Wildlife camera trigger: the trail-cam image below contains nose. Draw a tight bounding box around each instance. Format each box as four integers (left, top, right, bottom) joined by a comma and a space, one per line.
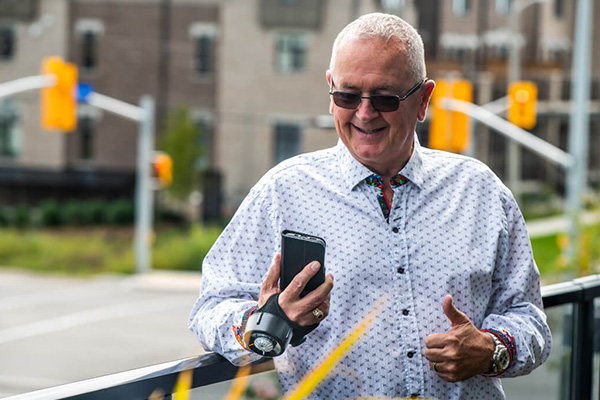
355, 97, 379, 121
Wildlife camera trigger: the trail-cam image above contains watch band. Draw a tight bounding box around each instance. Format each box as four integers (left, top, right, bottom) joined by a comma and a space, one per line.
482, 328, 516, 376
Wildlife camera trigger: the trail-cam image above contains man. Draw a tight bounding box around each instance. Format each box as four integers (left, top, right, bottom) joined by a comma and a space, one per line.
189, 12, 551, 399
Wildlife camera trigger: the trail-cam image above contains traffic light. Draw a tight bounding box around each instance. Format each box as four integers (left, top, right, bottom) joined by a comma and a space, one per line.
152, 152, 173, 188
429, 79, 473, 153
507, 81, 537, 130
40, 56, 78, 132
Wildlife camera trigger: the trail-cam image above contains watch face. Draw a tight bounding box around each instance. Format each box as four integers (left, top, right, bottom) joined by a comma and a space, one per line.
496, 347, 511, 371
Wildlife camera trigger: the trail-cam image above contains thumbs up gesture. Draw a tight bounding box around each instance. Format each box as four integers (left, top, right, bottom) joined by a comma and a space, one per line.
424, 295, 495, 382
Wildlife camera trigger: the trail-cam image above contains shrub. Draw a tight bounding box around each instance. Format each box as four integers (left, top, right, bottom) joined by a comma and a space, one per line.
13, 206, 30, 228
62, 200, 85, 226
39, 200, 63, 227
105, 199, 135, 225
81, 199, 107, 225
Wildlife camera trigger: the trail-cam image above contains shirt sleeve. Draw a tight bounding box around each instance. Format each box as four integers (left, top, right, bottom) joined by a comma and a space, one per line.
481, 188, 552, 377
187, 182, 280, 365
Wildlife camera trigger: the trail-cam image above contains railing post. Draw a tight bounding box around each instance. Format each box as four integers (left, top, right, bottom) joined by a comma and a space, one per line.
571, 298, 594, 400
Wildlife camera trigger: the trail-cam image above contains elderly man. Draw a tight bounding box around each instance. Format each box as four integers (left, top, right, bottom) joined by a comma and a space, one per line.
189, 12, 551, 399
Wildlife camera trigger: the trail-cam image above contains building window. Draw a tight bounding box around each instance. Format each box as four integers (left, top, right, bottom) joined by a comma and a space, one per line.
274, 123, 300, 164
0, 100, 18, 158
380, 0, 405, 10
0, 25, 15, 61
195, 118, 213, 171
495, 0, 513, 14
189, 23, 218, 78
276, 33, 306, 73
452, 0, 470, 15
554, 0, 564, 18
194, 35, 215, 76
75, 20, 103, 72
78, 116, 95, 160
81, 31, 98, 70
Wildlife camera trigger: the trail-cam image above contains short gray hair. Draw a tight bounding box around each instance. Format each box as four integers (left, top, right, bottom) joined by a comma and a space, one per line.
329, 12, 426, 81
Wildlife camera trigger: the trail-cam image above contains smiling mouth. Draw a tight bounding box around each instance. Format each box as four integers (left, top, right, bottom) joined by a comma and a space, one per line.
353, 125, 385, 134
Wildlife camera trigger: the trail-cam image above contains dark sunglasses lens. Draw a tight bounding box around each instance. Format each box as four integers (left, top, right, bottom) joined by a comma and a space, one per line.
332, 92, 361, 109
371, 95, 399, 112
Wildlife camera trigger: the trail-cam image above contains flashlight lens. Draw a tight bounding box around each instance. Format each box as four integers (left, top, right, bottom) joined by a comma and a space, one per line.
254, 335, 276, 353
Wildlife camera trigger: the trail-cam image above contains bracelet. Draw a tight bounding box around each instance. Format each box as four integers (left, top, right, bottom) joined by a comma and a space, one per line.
232, 305, 257, 351
482, 328, 517, 366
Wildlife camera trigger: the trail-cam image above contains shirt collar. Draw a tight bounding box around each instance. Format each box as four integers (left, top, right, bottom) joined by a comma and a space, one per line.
337, 133, 425, 192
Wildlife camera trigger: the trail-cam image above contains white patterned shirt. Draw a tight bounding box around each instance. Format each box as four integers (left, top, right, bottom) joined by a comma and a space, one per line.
188, 136, 551, 400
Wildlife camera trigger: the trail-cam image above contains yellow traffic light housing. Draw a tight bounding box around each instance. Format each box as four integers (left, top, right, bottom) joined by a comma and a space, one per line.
41, 56, 78, 132
429, 79, 473, 153
508, 81, 537, 130
153, 152, 173, 188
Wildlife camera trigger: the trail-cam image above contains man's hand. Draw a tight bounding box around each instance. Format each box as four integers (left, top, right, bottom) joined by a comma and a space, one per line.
424, 295, 495, 382
258, 254, 334, 326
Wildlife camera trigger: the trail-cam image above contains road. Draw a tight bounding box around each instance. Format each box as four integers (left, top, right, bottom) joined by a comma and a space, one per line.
0, 269, 207, 398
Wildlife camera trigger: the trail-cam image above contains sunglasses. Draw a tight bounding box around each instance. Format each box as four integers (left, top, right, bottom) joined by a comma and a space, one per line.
329, 78, 426, 112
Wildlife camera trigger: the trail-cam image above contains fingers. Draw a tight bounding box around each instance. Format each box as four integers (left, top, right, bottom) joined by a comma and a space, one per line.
279, 261, 326, 302
258, 254, 282, 308
279, 263, 334, 326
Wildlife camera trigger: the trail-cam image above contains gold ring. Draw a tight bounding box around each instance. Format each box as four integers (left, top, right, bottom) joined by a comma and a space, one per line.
312, 308, 324, 320
433, 361, 438, 372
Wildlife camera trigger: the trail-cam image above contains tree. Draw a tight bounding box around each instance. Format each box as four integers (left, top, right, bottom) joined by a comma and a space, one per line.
159, 106, 204, 200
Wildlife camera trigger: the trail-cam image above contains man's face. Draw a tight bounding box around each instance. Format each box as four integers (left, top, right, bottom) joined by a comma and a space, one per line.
327, 37, 433, 176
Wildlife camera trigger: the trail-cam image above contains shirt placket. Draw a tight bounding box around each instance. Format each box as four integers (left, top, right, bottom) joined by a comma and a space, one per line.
389, 184, 424, 397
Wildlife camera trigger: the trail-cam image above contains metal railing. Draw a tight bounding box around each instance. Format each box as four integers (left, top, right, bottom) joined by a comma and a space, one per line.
6, 275, 600, 400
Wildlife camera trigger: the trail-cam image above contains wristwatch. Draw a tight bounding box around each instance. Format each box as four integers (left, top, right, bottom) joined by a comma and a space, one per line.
487, 332, 511, 375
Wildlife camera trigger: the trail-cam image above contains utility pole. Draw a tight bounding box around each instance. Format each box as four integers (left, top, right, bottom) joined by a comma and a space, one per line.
565, 0, 593, 269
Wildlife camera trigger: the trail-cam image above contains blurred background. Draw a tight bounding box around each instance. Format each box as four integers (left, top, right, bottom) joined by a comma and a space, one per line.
0, 0, 599, 398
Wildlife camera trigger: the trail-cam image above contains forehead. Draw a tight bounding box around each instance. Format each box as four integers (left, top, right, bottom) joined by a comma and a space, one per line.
332, 37, 410, 90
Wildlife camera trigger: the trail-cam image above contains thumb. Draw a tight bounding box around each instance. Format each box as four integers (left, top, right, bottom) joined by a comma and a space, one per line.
442, 294, 470, 327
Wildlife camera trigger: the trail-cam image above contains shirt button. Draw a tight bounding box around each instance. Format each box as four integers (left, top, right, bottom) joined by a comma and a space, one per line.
407, 351, 415, 358
392, 227, 399, 233
397, 267, 405, 274
402, 309, 409, 316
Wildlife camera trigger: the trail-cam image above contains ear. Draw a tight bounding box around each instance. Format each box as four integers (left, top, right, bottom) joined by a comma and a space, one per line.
417, 80, 435, 122
326, 70, 334, 114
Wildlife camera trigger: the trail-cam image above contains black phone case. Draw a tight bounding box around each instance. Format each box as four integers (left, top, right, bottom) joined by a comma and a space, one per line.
280, 230, 326, 297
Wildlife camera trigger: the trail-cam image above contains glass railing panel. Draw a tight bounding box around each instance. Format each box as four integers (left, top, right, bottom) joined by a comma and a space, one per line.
185, 370, 282, 400
502, 303, 572, 400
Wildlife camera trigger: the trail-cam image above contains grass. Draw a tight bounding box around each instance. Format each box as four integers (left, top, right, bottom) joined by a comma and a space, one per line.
530, 222, 600, 284
0, 222, 598, 284
0, 224, 222, 276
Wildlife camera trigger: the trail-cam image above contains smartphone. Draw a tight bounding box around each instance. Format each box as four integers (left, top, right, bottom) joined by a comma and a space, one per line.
280, 230, 326, 297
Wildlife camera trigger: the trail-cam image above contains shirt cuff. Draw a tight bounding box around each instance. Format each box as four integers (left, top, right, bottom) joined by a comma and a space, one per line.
232, 305, 257, 351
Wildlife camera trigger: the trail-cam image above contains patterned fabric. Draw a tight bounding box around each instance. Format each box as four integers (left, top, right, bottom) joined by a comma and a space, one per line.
188, 135, 551, 400
365, 173, 408, 222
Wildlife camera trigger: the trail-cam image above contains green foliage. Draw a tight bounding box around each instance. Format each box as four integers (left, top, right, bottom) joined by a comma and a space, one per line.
105, 199, 135, 225
13, 206, 31, 228
0, 228, 134, 275
0, 224, 222, 275
159, 106, 204, 199
153, 225, 221, 272
39, 200, 63, 226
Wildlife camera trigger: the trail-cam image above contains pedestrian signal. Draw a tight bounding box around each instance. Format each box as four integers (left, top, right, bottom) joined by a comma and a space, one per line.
429, 79, 473, 153
508, 81, 537, 130
41, 56, 78, 132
